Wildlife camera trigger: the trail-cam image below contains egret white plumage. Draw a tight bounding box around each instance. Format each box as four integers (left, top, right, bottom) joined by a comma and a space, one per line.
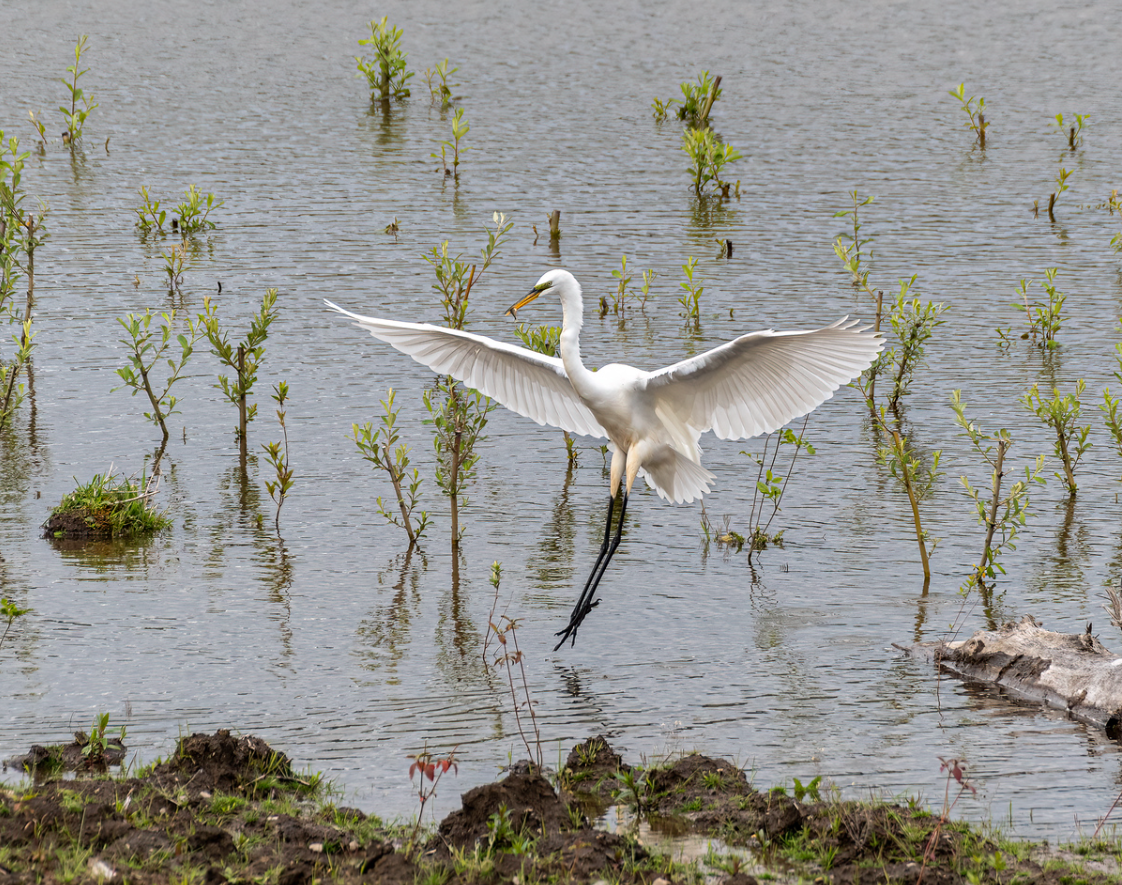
327, 268, 882, 649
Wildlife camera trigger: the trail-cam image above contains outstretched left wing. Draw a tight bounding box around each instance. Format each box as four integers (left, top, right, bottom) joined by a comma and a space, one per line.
646, 317, 881, 440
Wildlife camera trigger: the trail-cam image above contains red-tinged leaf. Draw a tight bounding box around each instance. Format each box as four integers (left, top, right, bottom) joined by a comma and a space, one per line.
424, 763, 436, 781
409, 762, 419, 779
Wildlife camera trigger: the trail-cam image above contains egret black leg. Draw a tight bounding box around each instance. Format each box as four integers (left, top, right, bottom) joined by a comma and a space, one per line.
554, 491, 629, 650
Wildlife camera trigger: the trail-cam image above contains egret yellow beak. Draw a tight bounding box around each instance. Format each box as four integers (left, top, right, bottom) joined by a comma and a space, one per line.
505, 289, 541, 320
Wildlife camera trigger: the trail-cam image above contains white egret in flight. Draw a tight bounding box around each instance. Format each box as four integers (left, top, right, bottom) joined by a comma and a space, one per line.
327, 268, 881, 649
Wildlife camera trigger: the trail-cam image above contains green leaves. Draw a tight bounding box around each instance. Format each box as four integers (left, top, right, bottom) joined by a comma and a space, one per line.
262, 381, 295, 533
351, 387, 430, 545
682, 128, 742, 196
678, 256, 704, 319
60, 35, 98, 142
356, 17, 413, 102
114, 308, 200, 441
948, 82, 987, 147
1021, 380, 1090, 495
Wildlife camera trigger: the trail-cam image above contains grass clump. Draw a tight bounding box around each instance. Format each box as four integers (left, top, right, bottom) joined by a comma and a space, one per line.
44, 470, 169, 540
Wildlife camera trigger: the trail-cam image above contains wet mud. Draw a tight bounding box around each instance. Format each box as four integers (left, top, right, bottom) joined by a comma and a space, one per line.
1, 730, 1118, 884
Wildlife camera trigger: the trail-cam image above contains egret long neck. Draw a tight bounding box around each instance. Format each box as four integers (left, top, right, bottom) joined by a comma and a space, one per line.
558, 281, 595, 390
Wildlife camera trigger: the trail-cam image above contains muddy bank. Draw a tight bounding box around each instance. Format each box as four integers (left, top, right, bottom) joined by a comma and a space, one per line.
1, 729, 1120, 884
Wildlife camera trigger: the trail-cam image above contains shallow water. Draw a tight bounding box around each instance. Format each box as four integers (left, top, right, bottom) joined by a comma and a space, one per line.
4, 0, 1122, 840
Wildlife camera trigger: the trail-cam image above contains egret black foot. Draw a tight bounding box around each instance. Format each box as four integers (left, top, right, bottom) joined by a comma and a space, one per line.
553, 598, 599, 650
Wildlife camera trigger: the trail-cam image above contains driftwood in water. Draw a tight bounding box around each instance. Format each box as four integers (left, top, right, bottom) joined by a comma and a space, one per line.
906, 614, 1122, 738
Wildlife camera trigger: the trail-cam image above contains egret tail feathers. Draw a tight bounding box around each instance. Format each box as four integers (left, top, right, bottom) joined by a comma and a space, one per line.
639, 448, 716, 504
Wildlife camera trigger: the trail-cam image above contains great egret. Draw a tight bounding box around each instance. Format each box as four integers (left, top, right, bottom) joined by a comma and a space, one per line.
327, 268, 882, 649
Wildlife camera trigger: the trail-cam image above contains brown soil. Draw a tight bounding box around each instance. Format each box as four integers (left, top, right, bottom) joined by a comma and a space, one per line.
41, 509, 115, 540
0, 730, 1118, 885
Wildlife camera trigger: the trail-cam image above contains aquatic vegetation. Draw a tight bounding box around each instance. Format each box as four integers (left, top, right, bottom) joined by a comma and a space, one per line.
174, 184, 223, 233
1053, 112, 1088, 150
200, 288, 278, 457
1099, 332, 1122, 479
1013, 268, 1066, 349
884, 276, 947, 412
653, 70, 723, 128
1047, 166, 1072, 221
951, 390, 1045, 592
547, 209, 561, 242
423, 380, 494, 545
423, 58, 458, 107
425, 211, 512, 330
605, 254, 633, 316
262, 381, 295, 532
351, 387, 430, 546
0, 132, 42, 432
682, 127, 741, 196
834, 191, 874, 283
115, 308, 201, 444
432, 107, 470, 178
876, 415, 941, 582
161, 239, 188, 289
133, 186, 167, 231
356, 17, 412, 103
59, 35, 98, 143
46, 470, 169, 539
0, 597, 30, 651
384, 216, 400, 242
638, 268, 657, 309
1021, 380, 1091, 497
948, 82, 987, 148
677, 256, 704, 320
136, 184, 222, 234
735, 419, 815, 560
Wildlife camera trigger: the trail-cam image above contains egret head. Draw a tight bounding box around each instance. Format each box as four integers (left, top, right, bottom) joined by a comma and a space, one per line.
505, 269, 570, 320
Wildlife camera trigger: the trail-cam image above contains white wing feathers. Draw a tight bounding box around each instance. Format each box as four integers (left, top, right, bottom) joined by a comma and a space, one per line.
325, 300, 608, 438
647, 317, 882, 441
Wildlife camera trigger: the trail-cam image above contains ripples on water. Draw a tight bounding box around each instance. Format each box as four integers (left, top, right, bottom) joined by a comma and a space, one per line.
3, 0, 1122, 839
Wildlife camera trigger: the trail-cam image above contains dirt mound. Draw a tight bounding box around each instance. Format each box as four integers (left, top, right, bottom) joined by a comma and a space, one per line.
6, 735, 126, 777
152, 728, 292, 795
563, 734, 630, 803
437, 765, 571, 850
41, 509, 114, 539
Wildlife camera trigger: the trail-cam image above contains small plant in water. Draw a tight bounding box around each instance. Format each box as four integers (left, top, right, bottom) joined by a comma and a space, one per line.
951, 390, 1045, 593
433, 107, 470, 178
115, 308, 201, 445
834, 191, 874, 282
0, 598, 31, 651
1012, 269, 1066, 349
1047, 167, 1072, 221
356, 17, 412, 104
424, 380, 494, 545
1052, 112, 1088, 150
876, 413, 941, 582
1021, 380, 1091, 497
884, 276, 947, 412
351, 388, 430, 546
161, 240, 188, 290
948, 83, 988, 148
423, 58, 458, 107
682, 127, 741, 196
59, 35, 98, 143
740, 418, 815, 561
1099, 328, 1122, 479
174, 184, 223, 234
200, 288, 279, 459
262, 381, 295, 533
134, 186, 167, 232
678, 256, 704, 320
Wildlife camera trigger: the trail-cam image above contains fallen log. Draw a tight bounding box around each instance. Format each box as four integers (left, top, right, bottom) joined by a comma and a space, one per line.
902, 614, 1122, 739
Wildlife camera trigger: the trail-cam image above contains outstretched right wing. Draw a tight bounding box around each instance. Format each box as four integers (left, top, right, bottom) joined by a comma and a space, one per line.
326, 300, 607, 438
